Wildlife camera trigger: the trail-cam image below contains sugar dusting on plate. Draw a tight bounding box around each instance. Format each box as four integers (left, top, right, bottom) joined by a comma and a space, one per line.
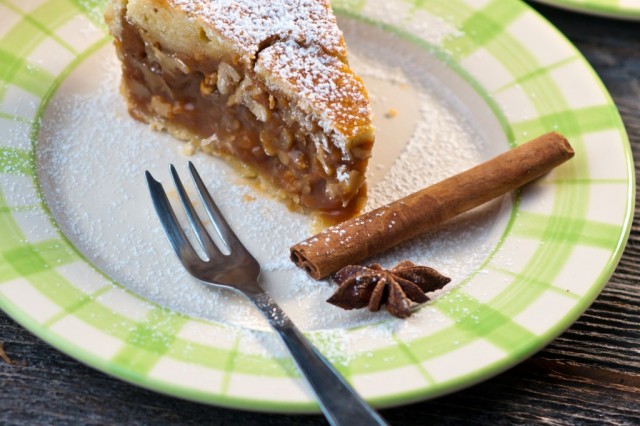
36, 17, 509, 362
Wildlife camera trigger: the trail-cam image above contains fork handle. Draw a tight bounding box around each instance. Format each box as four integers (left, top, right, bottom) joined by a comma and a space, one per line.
251, 293, 388, 426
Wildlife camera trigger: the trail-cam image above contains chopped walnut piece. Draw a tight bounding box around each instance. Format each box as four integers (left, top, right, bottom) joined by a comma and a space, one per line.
200, 72, 218, 95
149, 95, 174, 118
327, 261, 450, 319
217, 62, 241, 95
149, 44, 190, 76
227, 76, 270, 122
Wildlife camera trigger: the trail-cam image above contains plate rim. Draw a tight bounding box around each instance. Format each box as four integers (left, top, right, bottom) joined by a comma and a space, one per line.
0, 0, 635, 413
532, 0, 640, 20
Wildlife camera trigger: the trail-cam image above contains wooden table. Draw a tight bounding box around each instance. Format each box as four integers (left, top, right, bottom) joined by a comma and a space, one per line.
1, 3, 638, 424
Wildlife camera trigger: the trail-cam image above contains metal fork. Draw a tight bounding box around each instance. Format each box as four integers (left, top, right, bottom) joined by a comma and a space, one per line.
146, 162, 387, 426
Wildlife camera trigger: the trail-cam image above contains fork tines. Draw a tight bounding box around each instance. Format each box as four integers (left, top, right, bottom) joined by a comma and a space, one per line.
145, 162, 250, 265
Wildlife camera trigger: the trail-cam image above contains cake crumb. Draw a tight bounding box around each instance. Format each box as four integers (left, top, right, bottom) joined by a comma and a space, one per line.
0, 342, 24, 366
166, 189, 178, 201
385, 108, 398, 118
182, 141, 198, 156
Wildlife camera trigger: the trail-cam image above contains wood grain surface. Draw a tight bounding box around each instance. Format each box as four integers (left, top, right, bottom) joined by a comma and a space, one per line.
1, 2, 639, 424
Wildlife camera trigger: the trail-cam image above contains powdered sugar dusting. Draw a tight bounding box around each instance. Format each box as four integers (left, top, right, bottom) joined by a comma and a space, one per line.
170, 0, 346, 61
256, 40, 372, 148
35, 17, 509, 336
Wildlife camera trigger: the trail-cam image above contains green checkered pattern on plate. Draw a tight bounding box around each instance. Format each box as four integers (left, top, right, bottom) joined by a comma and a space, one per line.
534, 0, 640, 20
0, 0, 633, 412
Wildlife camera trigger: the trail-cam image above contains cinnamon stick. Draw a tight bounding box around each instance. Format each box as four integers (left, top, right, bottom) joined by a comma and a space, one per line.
290, 132, 574, 279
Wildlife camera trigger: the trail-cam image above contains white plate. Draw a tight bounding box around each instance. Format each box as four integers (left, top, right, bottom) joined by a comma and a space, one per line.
0, 0, 633, 412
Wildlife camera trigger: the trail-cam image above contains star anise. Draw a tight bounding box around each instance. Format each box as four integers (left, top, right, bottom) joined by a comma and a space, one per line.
327, 260, 451, 319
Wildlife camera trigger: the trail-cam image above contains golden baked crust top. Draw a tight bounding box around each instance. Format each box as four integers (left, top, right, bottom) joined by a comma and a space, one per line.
170, 0, 348, 63
256, 40, 372, 153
